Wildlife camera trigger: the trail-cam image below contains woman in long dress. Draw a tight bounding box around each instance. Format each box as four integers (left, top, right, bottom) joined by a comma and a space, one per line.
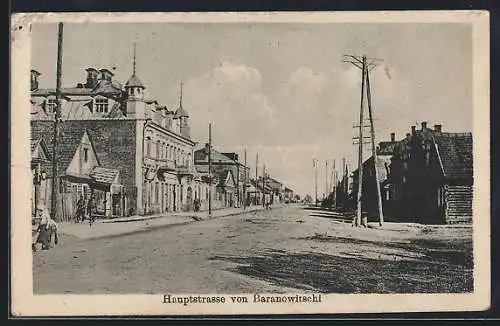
32, 204, 58, 251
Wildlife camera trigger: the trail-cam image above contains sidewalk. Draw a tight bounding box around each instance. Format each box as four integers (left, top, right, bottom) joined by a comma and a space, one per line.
58, 205, 272, 241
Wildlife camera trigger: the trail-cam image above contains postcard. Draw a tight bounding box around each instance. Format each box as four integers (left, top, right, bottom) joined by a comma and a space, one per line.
10, 11, 490, 316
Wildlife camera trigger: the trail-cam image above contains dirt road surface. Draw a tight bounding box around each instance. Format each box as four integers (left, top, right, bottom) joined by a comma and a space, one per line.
33, 205, 473, 294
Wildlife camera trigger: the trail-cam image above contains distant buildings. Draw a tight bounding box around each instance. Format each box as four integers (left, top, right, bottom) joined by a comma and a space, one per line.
348, 122, 473, 224
194, 144, 250, 209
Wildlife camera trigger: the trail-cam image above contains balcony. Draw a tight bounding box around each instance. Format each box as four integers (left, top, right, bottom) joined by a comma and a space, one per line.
144, 157, 176, 172
158, 159, 176, 172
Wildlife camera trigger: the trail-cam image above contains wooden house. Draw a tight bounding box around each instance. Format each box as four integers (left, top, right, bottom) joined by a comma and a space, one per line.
388, 122, 473, 224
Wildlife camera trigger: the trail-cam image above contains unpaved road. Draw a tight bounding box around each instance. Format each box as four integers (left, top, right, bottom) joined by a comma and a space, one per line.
33, 206, 473, 294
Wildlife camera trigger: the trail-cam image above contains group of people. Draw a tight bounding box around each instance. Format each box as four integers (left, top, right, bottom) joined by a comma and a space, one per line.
75, 195, 96, 226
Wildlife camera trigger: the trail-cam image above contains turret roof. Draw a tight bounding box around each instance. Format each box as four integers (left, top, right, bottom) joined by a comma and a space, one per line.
125, 74, 145, 89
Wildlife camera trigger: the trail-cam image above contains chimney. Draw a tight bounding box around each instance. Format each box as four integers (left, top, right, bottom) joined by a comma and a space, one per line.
411, 126, 416, 134
99, 69, 114, 82
85, 68, 99, 88
390, 132, 395, 142
421, 121, 427, 130
434, 124, 442, 132
406, 133, 411, 140
30, 70, 41, 91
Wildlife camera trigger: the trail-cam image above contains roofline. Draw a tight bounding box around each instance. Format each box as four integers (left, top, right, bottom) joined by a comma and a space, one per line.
84, 130, 102, 167
147, 121, 196, 146
430, 134, 446, 177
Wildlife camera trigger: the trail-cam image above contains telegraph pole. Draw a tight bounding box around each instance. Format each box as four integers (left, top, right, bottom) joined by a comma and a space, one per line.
313, 158, 318, 206
366, 67, 384, 226
343, 54, 384, 227
262, 164, 266, 207
255, 153, 258, 205
208, 123, 212, 217
325, 160, 328, 201
355, 56, 366, 227
50, 22, 64, 221
333, 159, 337, 208
243, 148, 247, 210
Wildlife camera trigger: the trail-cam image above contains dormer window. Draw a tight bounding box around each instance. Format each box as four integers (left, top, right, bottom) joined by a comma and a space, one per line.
95, 97, 109, 113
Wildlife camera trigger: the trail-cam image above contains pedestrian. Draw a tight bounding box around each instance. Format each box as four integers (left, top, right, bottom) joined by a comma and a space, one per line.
87, 194, 96, 226
33, 204, 57, 251
75, 195, 85, 223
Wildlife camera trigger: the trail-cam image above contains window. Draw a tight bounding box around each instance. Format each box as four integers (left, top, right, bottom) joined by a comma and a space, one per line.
155, 182, 159, 204
46, 98, 57, 113
156, 141, 161, 159
83, 148, 88, 162
146, 137, 151, 157
95, 97, 109, 113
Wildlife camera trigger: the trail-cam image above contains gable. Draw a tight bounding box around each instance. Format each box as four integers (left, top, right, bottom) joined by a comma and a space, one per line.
225, 170, 235, 187
66, 131, 100, 176
31, 139, 51, 162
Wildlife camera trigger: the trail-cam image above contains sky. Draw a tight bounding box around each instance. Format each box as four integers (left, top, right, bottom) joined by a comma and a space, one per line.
31, 22, 472, 198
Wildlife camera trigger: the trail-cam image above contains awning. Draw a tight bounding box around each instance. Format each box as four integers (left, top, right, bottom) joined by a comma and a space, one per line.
65, 173, 93, 184
90, 167, 119, 184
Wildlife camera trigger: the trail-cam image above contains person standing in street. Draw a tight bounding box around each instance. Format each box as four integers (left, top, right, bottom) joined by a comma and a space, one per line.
87, 194, 96, 227
75, 195, 85, 223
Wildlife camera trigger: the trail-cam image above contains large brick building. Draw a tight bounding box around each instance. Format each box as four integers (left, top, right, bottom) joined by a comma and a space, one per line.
30, 61, 202, 218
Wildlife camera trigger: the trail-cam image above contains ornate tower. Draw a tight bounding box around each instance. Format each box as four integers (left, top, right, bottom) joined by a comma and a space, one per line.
125, 43, 146, 119
174, 82, 191, 139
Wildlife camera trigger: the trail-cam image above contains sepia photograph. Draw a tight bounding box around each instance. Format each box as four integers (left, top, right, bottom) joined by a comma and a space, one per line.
10, 11, 490, 316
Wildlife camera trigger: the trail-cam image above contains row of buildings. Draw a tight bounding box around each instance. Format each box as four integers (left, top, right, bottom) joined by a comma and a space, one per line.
336, 122, 473, 225
30, 64, 294, 221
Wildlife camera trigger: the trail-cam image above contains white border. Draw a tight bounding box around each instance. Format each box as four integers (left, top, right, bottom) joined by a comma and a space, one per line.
10, 11, 490, 316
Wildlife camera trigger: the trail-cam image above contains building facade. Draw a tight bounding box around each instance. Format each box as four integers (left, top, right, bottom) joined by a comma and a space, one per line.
31, 64, 203, 218
388, 122, 473, 224
194, 144, 250, 209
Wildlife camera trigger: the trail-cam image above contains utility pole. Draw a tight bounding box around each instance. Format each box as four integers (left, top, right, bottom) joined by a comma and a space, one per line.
325, 160, 328, 200
313, 158, 318, 206
243, 148, 247, 210
366, 67, 384, 226
262, 164, 266, 207
333, 159, 337, 208
208, 123, 212, 218
50, 22, 64, 221
255, 153, 258, 205
343, 54, 384, 227
356, 56, 366, 227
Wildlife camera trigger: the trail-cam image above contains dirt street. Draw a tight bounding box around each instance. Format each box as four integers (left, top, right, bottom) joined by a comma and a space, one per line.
33, 206, 473, 294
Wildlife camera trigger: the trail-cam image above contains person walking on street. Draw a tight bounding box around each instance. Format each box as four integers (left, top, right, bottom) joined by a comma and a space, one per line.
75, 195, 85, 223
87, 194, 96, 227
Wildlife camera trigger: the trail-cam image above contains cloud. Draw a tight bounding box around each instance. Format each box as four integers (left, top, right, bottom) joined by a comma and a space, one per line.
184, 61, 276, 148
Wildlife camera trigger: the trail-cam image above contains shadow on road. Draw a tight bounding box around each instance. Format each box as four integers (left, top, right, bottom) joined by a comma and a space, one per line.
209, 235, 473, 294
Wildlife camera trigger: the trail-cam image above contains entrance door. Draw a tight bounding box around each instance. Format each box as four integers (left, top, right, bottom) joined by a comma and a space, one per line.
186, 187, 193, 211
